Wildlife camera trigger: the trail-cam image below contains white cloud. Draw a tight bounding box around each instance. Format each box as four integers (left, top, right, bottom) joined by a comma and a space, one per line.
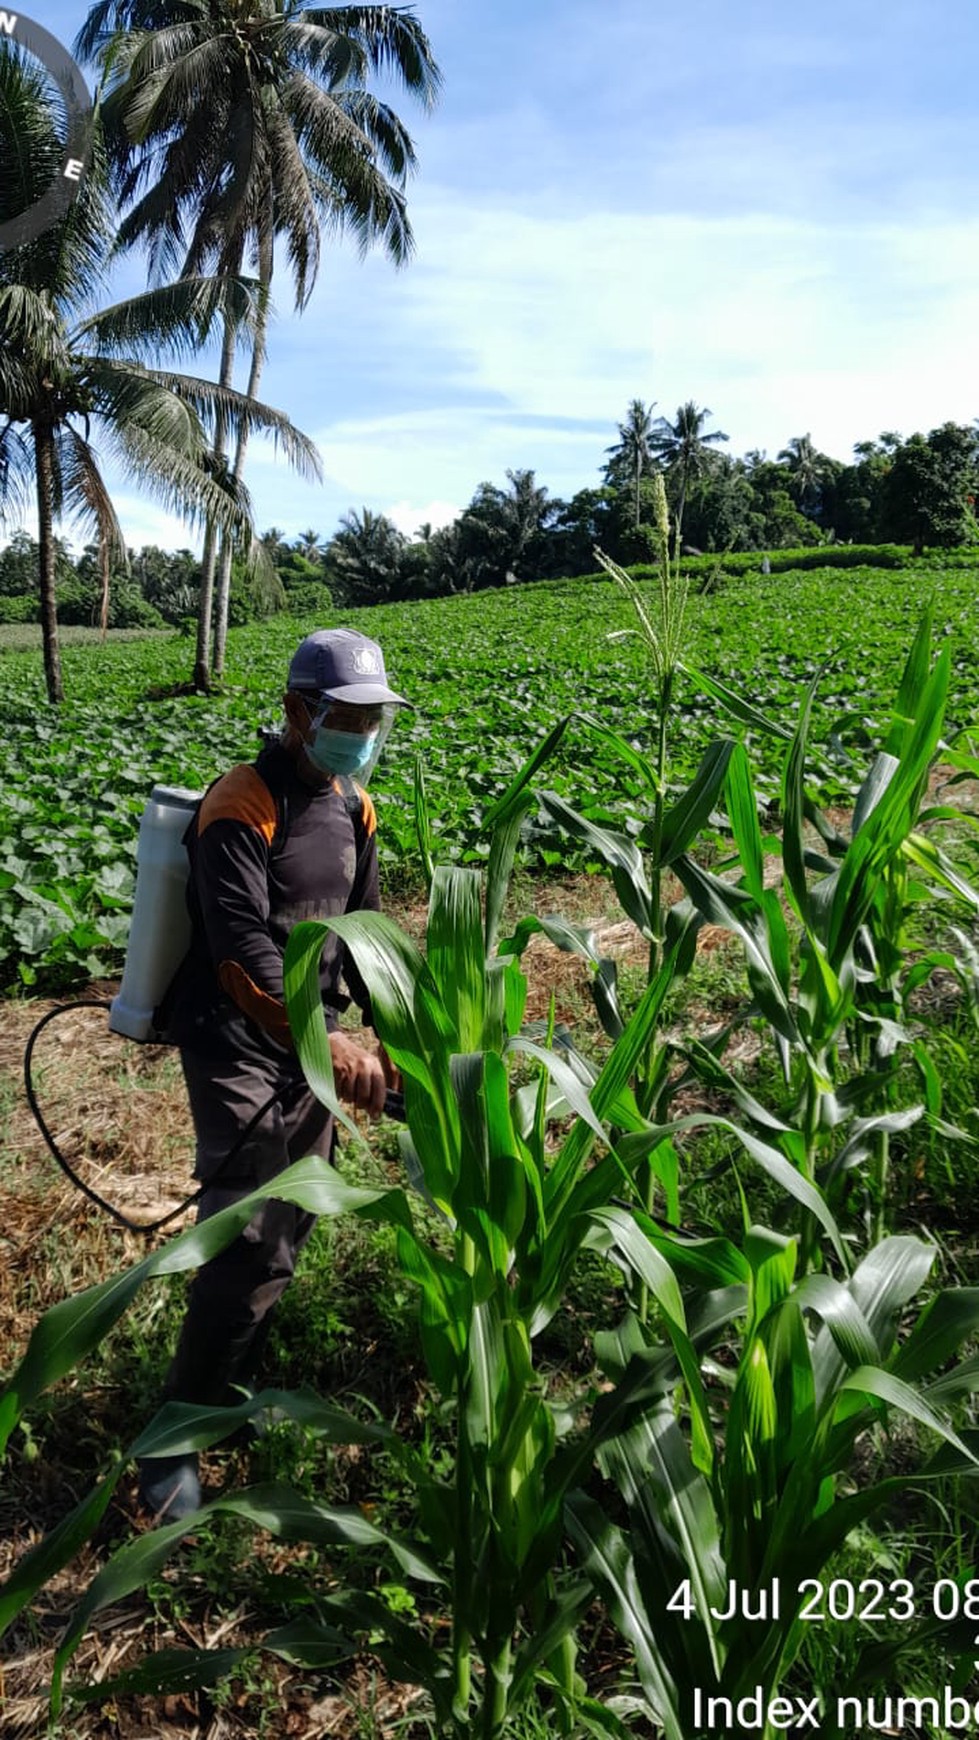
107, 499, 204, 555
278, 199, 979, 513
384, 498, 460, 536
0, 497, 202, 557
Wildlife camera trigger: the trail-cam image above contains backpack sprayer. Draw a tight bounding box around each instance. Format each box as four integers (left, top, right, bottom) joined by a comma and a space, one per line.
24, 786, 404, 1235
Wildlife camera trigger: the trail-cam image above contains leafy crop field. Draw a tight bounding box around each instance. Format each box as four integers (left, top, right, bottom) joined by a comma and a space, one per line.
1, 557, 977, 990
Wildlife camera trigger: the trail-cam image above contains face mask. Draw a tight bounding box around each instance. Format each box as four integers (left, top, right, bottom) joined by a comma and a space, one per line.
306, 725, 378, 778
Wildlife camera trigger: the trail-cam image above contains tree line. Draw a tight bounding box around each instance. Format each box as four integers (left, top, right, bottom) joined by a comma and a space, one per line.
2, 406, 977, 630
314, 409, 979, 605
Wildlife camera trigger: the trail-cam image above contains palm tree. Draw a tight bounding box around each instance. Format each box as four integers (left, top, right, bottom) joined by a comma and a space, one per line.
604, 398, 658, 528
327, 505, 406, 603
652, 401, 728, 541
777, 433, 826, 514
0, 52, 319, 702
295, 527, 327, 563
79, 1, 441, 686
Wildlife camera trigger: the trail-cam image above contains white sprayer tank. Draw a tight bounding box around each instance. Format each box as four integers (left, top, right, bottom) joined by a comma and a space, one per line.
109, 785, 202, 1042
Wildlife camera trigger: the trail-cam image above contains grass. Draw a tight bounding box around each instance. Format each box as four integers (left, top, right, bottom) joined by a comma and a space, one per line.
0, 623, 177, 652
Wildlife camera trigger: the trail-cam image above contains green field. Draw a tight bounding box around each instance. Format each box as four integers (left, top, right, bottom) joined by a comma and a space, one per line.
2, 557, 977, 990
5, 558, 979, 1739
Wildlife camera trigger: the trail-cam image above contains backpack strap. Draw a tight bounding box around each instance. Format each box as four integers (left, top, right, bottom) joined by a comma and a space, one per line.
335, 773, 374, 878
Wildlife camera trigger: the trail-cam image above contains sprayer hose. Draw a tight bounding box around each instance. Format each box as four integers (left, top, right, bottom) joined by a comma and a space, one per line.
23, 1001, 280, 1235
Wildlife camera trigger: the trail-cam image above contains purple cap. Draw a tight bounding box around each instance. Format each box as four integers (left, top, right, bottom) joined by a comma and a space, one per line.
287, 629, 408, 706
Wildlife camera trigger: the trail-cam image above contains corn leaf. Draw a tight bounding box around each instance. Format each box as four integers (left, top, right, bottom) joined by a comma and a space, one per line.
657, 738, 736, 865
810, 1236, 935, 1409
500, 912, 624, 1040
837, 1368, 977, 1463
673, 854, 799, 1047
485, 798, 532, 959
883, 607, 933, 759
270, 1598, 451, 1711
509, 1581, 595, 1707
538, 790, 653, 936
280, 919, 369, 1145
428, 867, 485, 1053
579, 714, 662, 799
413, 751, 435, 890
131, 1390, 394, 1459
599, 1405, 727, 1681
725, 741, 766, 903
396, 1228, 472, 1394
0, 1456, 124, 1638
52, 1485, 444, 1709
622, 1110, 843, 1263
819, 1107, 923, 1187
51, 1513, 200, 1712
901, 830, 979, 910
286, 910, 460, 1204
824, 647, 950, 969
565, 1496, 686, 1740
781, 672, 820, 924
0, 1159, 408, 1458
466, 1295, 504, 1453
680, 661, 793, 740
66, 1647, 256, 1703
851, 751, 899, 836
791, 1275, 878, 1368
483, 714, 572, 829
586, 1207, 713, 1472
889, 1290, 979, 1385
541, 903, 700, 1223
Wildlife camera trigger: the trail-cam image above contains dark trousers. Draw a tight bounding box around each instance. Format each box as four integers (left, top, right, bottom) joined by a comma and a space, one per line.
163, 1045, 334, 1408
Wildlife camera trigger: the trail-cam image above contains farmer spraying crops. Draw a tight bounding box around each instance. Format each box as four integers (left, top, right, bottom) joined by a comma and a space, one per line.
137, 629, 407, 1521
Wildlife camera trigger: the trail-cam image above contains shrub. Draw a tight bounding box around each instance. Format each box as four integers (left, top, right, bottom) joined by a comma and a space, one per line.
279, 581, 334, 618
0, 594, 39, 624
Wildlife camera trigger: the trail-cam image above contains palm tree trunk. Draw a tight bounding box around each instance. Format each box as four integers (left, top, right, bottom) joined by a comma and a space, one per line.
98, 531, 110, 641
193, 303, 239, 691
34, 419, 63, 705
213, 239, 272, 678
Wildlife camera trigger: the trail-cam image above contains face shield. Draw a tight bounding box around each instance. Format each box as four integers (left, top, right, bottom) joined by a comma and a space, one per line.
304, 697, 400, 786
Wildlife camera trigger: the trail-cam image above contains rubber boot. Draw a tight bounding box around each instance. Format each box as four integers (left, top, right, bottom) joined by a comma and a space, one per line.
137, 1452, 201, 1522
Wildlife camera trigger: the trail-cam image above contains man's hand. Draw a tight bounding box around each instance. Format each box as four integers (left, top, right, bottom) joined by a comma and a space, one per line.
329, 1030, 387, 1118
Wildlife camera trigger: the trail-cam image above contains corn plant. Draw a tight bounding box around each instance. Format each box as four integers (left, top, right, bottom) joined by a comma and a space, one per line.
516, 530, 792, 1315
670, 612, 979, 1258
567, 1220, 979, 1737
280, 863, 709, 1736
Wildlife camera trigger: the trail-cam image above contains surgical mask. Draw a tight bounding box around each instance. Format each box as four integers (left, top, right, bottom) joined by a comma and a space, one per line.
306, 725, 378, 778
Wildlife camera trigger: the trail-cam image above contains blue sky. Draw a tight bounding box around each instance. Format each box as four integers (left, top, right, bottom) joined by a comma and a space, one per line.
14, 0, 979, 550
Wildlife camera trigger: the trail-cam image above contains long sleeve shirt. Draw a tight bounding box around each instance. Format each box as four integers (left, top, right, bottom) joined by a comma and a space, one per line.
163, 741, 378, 1059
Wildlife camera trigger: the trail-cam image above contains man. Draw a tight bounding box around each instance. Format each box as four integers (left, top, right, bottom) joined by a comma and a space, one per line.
138, 627, 406, 1520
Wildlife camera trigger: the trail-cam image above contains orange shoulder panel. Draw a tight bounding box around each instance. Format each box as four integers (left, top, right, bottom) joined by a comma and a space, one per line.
355, 783, 377, 837
218, 960, 292, 1048
199, 765, 278, 846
